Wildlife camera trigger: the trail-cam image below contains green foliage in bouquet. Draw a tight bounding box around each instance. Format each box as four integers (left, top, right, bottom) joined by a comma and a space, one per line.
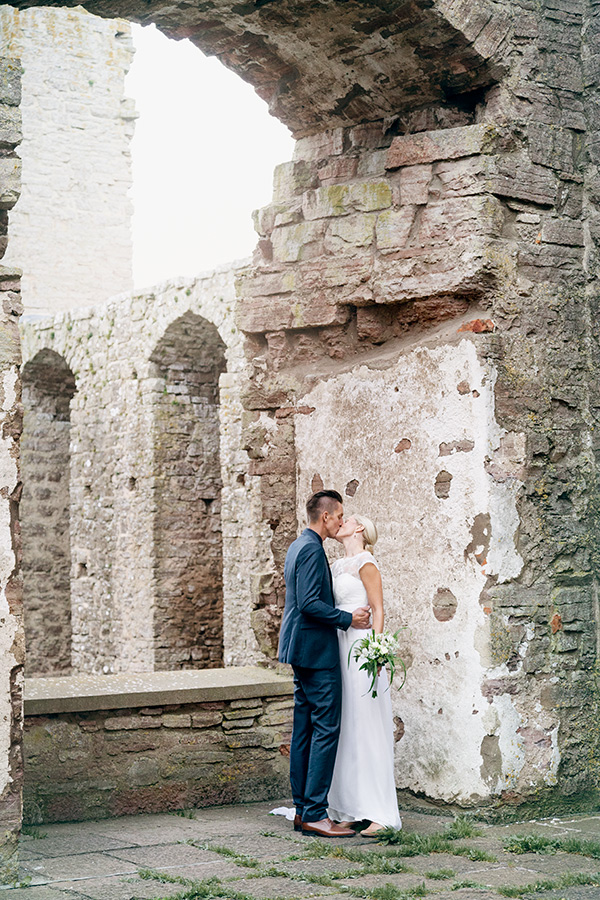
349, 629, 407, 698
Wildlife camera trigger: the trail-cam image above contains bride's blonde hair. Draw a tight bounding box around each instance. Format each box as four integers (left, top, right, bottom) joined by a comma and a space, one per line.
354, 514, 378, 554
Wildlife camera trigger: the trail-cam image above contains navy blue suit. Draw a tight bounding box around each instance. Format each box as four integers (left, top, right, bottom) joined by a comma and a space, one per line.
279, 528, 352, 822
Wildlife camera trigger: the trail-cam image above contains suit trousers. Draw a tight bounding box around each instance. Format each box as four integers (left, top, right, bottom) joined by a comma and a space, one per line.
290, 664, 342, 823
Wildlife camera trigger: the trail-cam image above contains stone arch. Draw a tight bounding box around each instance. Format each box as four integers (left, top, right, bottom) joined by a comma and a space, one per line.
20, 348, 77, 676
11, 0, 506, 137
150, 311, 227, 670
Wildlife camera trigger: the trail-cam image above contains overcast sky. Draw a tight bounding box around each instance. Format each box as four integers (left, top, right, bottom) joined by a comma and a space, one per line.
125, 24, 295, 289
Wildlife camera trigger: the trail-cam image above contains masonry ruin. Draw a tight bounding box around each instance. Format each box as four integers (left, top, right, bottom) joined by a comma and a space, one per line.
2, 0, 600, 882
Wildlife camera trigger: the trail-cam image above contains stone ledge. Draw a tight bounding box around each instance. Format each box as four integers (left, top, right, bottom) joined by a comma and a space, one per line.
24, 665, 294, 715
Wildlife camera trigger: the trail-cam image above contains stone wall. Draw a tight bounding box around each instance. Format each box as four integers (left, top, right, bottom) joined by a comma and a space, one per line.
0, 54, 23, 883
23, 668, 293, 824
20, 266, 269, 677
0, 7, 135, 314
231, 3, 600, 811
151, 314, 226, 669
20, 351, 76, 677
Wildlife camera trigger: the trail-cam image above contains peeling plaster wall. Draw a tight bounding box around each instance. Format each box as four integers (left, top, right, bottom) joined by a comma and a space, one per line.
20, 266, 264, 675
0, 54, 23, 881
294, 338, 540, 804
0, 7, 134, 314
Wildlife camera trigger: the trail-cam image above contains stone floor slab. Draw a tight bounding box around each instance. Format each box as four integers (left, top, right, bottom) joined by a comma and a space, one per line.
20, 835, 135, 860
20, 853, 138, 885
232, 874, 336, 898
49, 875, 185, 900
104, 842, 222, 869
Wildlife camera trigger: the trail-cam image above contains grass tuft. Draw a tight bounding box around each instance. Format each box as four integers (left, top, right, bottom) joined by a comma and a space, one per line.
504, 831, 600, 859
497, 871, 600, 898
20, 825, 47, 840
425, 868, 455, 880
444, 816, 482, 841
138, 869, 269, 900
348, 883, 428, 900
451, 880, 489, 891
188, 841, 260, 868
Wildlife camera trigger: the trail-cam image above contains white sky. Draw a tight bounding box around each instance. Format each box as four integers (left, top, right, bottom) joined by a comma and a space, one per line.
125, 24, 295, 290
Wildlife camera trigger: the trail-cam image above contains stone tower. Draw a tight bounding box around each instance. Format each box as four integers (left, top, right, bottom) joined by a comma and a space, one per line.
0, 6, 135, 314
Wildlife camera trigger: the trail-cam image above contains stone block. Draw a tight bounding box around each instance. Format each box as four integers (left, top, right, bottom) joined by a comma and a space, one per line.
375, 207, 416, 250
398, 164, 432, 205
191, 710, 223, 727
293, 128, 344, 161
528, 122, 578, 175
0, 105, 21, 148
258, 709, 293, 726
0, 58, 21, 107
223, 706, 260, 719
386, 124, 497, 169
541, 218, 584, 246
0, 156, 20, 209
222, 717, 255, 730
325, 213, 376, 251
162, 714, 192, 728
271, 220, 325, 262
303, 181, 391, 220
318, 155, 358, 183
104, 715, 162, 731
433, 156, 487, 198
489, 155, 558, 206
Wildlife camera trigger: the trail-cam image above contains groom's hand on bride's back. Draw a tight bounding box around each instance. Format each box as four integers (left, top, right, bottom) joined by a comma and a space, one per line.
351, 606, 371, 629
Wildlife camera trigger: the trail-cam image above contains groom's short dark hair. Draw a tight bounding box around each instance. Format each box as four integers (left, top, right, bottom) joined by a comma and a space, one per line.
306, 489, 343, 522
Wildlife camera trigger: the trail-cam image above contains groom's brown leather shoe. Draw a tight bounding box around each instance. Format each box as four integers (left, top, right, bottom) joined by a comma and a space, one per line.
294, 814, 302, 832
302, 817, 355, 837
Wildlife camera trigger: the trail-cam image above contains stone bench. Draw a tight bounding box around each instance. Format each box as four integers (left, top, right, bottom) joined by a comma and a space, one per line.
23, 666, 294, 824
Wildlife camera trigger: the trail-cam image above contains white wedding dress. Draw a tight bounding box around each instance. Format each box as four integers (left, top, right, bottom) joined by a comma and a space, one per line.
327, 551, 402, 829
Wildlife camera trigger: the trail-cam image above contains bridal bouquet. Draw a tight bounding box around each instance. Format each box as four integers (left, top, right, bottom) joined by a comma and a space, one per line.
349, 629, 406, 699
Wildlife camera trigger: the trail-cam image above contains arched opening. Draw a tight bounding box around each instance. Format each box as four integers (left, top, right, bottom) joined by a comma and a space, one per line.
150, 312, 227, 670
20, 349, 77, 676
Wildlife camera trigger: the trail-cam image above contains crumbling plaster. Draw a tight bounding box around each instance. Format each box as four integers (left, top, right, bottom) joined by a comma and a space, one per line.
20, 265, 268, 674
293, 336, 555, 804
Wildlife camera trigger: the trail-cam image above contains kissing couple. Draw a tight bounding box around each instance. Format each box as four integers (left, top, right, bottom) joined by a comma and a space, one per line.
278, 489, 402, 838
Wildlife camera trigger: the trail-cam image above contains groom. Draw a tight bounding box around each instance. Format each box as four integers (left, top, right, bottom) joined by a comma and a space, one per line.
278, 489, 371, 837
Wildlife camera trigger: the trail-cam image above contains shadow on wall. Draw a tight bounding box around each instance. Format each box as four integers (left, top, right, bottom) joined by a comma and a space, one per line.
21, 349, 77, 677
150, 311, 227, 670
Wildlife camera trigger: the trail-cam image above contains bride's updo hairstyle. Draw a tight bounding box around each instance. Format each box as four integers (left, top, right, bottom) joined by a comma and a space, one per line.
354, 515, 378, 554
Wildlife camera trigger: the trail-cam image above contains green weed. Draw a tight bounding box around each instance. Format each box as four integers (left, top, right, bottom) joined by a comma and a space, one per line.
451, 880, 489, 891
425, 868, 455, 880
138, 870, 264, 900
20, 825, 47, 839
348, 883, 427, 900
497, 871, 600, 897
444, 816, 482, 841
189, 841, 259, 868
504, 831, 600, 859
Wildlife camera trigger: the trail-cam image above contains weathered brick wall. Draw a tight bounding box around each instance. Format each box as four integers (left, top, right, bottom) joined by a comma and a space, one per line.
151, 314, 226, 669
0, 57, 23, 883
20, 268, 269, 676
0, 7, 134, 314
20, 351, 76, 676
23, 671, 293, 824
6, 0, 600, 825
231, 3, 600, 812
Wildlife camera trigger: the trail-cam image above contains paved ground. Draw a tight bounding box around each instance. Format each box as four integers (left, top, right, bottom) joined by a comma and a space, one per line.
4, 800, 600, 899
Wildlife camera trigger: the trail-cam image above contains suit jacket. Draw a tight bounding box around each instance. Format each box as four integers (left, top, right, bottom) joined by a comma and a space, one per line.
278, 528, 353, 668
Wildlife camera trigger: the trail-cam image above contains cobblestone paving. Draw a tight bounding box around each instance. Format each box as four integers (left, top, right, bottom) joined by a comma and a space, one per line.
4, 801, 600, 899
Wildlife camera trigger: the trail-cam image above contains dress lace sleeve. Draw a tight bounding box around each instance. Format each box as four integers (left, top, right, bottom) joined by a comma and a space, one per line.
357, 551, 379, 572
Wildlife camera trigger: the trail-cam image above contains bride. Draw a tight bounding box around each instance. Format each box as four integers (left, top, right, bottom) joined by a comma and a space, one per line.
327, 514, 402, 834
